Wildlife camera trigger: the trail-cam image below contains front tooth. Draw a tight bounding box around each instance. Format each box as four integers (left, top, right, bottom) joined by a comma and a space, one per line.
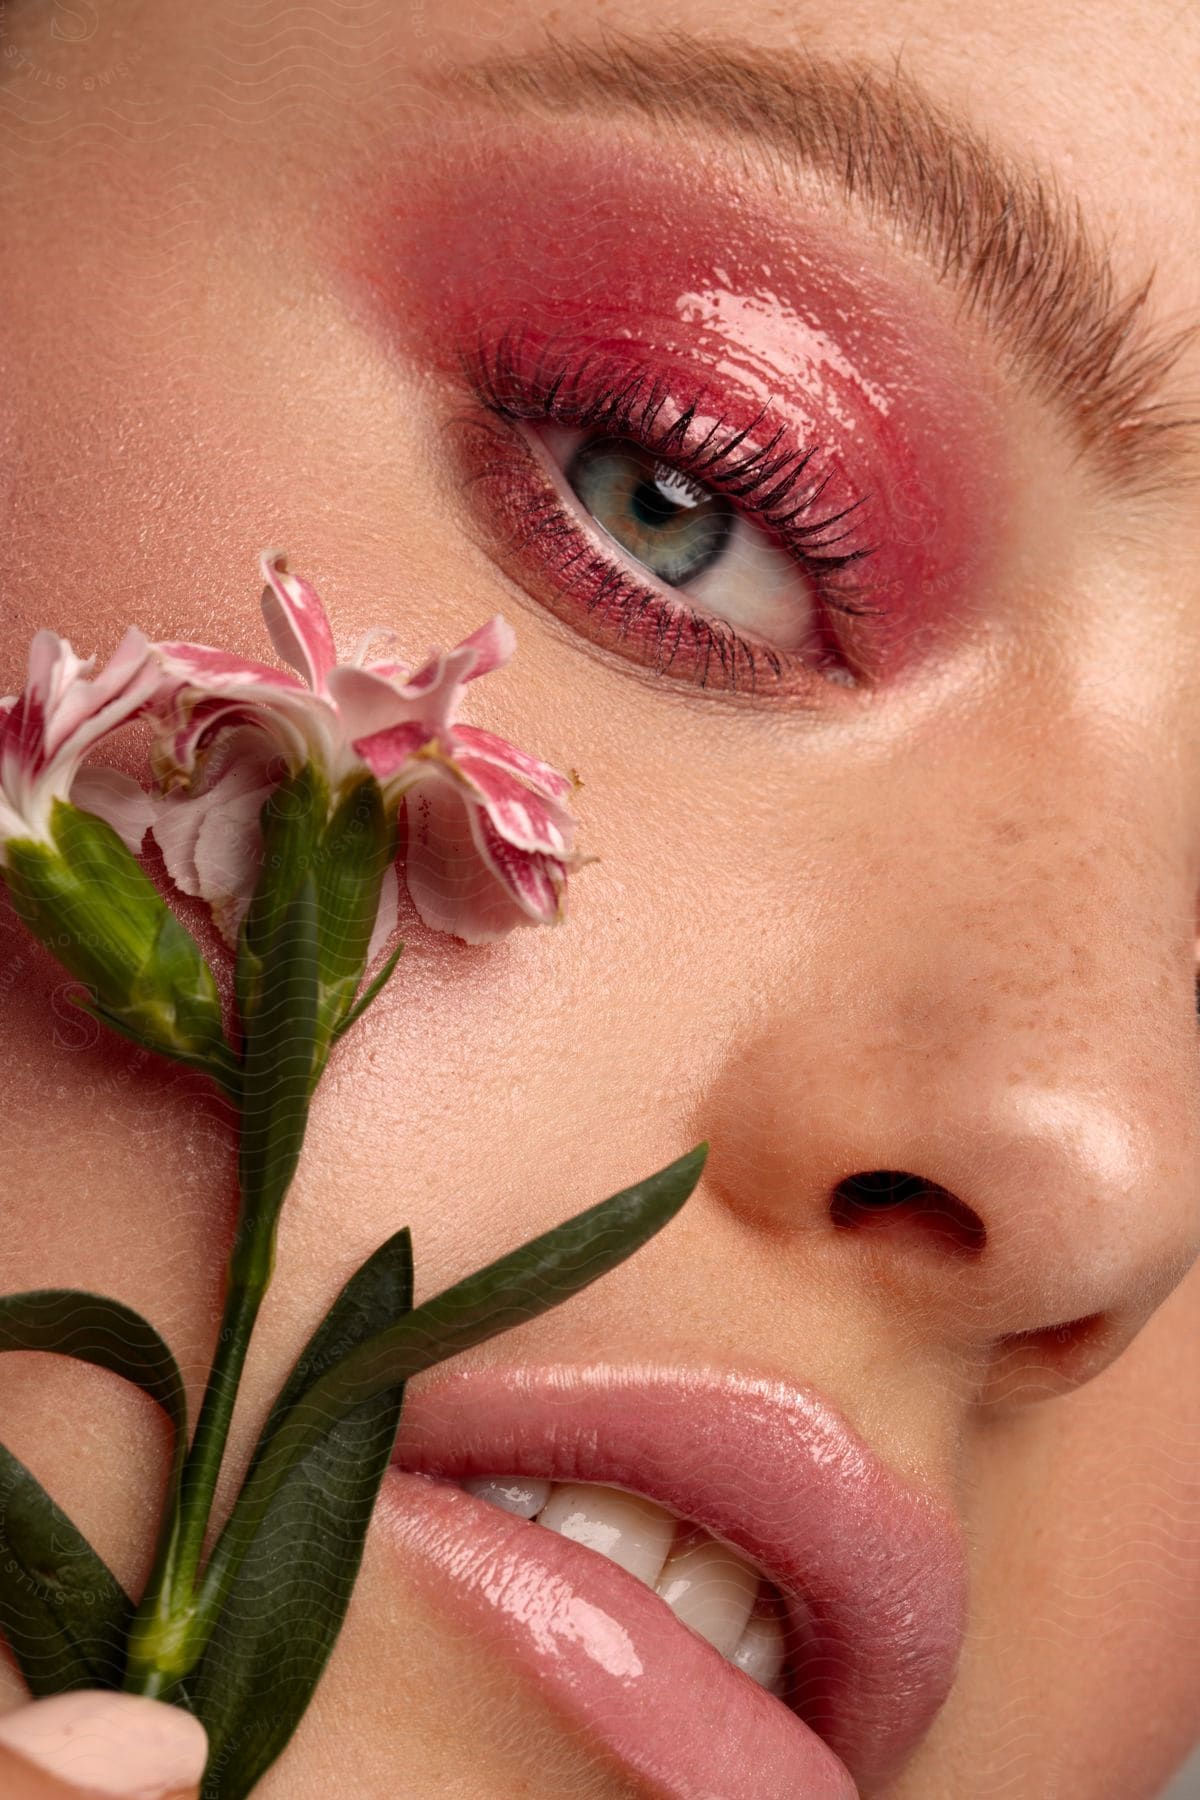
460, 1476, 552, 1520
729, 1598, 787, 1693
458, 1476, 791, 1698
653, 1523, 761, 1659
534, 1482, 678, 1586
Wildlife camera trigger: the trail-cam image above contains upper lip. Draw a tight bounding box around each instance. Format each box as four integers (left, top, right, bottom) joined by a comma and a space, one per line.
390, 1359, 967, 1790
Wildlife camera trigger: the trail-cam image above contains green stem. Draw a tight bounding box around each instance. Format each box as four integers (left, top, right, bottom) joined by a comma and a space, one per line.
122, 1211, 277, 1698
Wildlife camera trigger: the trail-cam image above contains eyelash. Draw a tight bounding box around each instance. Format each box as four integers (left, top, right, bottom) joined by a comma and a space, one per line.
450, 322, 890, 697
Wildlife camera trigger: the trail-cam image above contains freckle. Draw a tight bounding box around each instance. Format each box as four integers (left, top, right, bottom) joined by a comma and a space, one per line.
992, 818, 1028, 847
1070, 943, 1096, 981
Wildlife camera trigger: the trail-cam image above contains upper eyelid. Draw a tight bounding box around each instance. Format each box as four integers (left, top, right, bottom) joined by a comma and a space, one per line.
464, 323, 886, 599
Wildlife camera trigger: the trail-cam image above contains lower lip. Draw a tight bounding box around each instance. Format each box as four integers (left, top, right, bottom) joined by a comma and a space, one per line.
376, 1470, 859, 1800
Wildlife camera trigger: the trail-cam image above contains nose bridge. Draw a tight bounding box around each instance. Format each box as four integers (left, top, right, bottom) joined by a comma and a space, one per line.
705, 707, 1200, 1391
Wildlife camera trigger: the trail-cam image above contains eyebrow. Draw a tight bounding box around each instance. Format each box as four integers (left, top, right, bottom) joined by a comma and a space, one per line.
428, 30, 1200, 511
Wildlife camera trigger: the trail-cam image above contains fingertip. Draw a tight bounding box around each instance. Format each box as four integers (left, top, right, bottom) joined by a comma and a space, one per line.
0, 1690, 208, 1797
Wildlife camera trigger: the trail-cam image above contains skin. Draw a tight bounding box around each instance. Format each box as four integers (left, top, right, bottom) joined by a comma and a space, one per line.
1, 2, 1199, 1796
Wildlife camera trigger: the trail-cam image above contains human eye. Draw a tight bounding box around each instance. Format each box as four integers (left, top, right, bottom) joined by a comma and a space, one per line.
447, 323, 893, 699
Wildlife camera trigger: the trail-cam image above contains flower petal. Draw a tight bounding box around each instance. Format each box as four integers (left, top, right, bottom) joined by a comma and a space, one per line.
1, 628, 161, 850
350, 626, 411, 678
465, 800, 566, 925
153, 642, 308, 694
401, 775, 535, 943
152, 748, 276, 943
365, 858, 399, 965
149, 646, 328, 784
453, 615, 517, 683
453, 722, 576, 803
352, 719, 436, 782
193, 790, 270, 946
454, 750, 576, 855
325, 663, 435, 744
68, 767, 156, 853
329, 640, 487, 749
16, 631, 92, 772
45, 627, 159, 764
259, 549, 338, 692
390, 640, 494, 717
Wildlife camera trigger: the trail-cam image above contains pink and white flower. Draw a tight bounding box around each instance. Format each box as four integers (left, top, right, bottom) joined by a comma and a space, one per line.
148, 551, 590, 947
0, 626, 160, 863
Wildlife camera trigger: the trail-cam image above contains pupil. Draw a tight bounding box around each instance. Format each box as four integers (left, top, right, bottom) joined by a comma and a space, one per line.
631, 476, 681, 531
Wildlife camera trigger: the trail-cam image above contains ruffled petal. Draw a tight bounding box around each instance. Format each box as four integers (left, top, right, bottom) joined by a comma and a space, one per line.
153, 642, 308, 694
401, 773, 533, 943
0, 633, 59, 785
350, 626, 410, 678
152, 754, 276, 943
21, 631, 93, 767
325, 663, 428, 744
46, 627, 159, 764
391, 640, 493, 723
193, 790, 270, 946
452, 615, 517, 683
452, 722, 576, 803
149, 645, 329, 784
328, 640, 482, 749
365, 858, 399, 965
352, 719, 436, 782
454, 751, 575, 856
258, 549, 338, 692
464, 800, 566, 926
68, 767, 155, 853
0, 628, 160, 847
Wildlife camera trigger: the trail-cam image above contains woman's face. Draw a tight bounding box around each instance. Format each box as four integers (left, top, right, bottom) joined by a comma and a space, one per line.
2, 2, 1199, 1795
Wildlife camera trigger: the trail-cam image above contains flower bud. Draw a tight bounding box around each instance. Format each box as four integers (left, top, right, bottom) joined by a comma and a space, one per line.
2, 800, 228, 1074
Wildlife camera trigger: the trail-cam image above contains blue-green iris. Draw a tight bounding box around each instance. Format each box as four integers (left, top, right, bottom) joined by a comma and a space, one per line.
566, 436, 734, 587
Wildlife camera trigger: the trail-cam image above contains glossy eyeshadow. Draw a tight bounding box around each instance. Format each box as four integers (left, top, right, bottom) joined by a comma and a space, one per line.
336, 122, 1018, 684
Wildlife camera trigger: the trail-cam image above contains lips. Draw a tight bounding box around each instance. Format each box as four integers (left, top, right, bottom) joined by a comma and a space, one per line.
381, 1361, 967, 1793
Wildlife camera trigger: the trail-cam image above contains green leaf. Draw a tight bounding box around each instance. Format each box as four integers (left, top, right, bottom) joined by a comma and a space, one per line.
182, 1227, 413, 1800
0, 1443, 133, 1696
236, 870, 320, 1233
329, 940, 404, 1046
0, 1291, 188, 1449
0, 1291, 188, 1698
196, 1143, 708, 1641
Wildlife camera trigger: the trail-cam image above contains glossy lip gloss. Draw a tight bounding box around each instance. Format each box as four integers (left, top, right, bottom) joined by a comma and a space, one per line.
332, 118, 1019, 685
380, 1470, 858, 1800
377, 1360, 968, 1795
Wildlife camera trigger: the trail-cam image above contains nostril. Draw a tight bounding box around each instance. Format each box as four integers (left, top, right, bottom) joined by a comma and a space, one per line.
830, 1170, 987, 1257
984, 1312, 1112, 1404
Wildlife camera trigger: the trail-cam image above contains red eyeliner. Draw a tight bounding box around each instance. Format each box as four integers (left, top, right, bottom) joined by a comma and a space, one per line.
336, 122, 1016, 682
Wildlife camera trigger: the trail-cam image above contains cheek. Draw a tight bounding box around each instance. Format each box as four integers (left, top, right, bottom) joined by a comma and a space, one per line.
949, 1269, 1200, 1792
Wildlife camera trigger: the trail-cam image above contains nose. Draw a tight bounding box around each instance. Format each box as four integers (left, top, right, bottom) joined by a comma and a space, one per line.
701, 711, 1200, 1405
